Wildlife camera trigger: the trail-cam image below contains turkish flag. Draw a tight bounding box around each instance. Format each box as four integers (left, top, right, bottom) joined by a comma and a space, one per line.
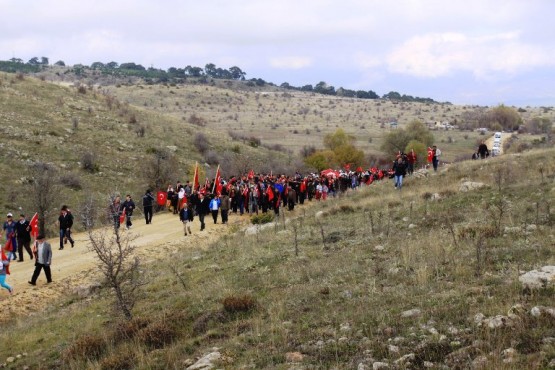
248, 169, 255, 180
213, 165, 222, 195
29, 212, 39, 238
267, 186, 274, 202
427, 147, 433, 163
157, 191, 167, 206
119, 208, 126, 224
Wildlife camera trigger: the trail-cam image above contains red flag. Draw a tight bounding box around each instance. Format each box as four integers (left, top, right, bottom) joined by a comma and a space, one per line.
4, 237, 13, 252
193, 162, 200, 191
212, 165, 222, 195
119, 208, 126, 224
156, 191, 167, 206
427, 147, 433, 163
267, 186, 274, 202
29, 212, 39, 238
248, 169, 255, 179
344, 163, 351, 171
1, 249, 9, 275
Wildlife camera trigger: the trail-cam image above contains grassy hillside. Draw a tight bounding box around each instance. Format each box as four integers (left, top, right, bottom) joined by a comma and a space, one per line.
0, 73, 286, 229
1, 147, 554, 369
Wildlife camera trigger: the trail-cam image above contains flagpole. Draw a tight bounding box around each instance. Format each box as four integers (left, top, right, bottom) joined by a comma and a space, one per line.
212, 164, 220, 194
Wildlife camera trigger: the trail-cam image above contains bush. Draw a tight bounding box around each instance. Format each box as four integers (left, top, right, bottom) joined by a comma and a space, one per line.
188, 114, 207, 127
194, 133, 210, 154
113, 317, 151, 341
137, 321, 177, 349
222, 294, 257, 313
82, 152, 100, 173
251, 213, 274, 224
60, 172, 82, 190
62, 334, 106, 362
100, 347, 136, 370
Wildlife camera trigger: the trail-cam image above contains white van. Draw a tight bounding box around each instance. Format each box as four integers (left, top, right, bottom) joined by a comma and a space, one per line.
494, 132, 502, 139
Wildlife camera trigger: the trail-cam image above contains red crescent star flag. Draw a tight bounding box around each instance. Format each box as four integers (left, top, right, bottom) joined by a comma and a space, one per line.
212, 165, 223, 196
156, 191, 167, 206
29, 212, 39, 238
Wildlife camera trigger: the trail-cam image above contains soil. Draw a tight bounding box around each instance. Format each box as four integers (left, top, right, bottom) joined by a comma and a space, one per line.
1, 210, 252, 323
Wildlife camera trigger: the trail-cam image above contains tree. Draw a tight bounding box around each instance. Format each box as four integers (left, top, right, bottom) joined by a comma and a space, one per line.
28, 163, 60, 236
383, 91, 402, 100
205, 63, 217, 77
143, 148, 179, 191
334, 144, 364, 168
106, 61, 119, 69
524, 117, 553, 134
304, 150, 336, 171
300, 84, 313, 92
185, 65, 203, 77
323, 129, 355, 151
91, 62, 105, 69
381, 120, 434, 156
314, 81, 335, 95
40, 57, 49, 65
54, 60, 65, 66
28, 57, 40, 65
81, 196, 142, 320
480, 105, 522, 131
229, 66, 246, 80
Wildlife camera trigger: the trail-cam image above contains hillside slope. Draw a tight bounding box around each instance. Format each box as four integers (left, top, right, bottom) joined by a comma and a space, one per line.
0, 147, 553, 369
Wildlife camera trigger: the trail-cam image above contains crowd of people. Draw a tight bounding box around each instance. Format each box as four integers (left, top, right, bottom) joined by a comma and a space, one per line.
1, 145, 445, 295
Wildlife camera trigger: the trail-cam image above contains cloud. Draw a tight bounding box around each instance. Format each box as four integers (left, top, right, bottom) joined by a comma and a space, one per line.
386, 31, 555, 79
269, 56, 312, 69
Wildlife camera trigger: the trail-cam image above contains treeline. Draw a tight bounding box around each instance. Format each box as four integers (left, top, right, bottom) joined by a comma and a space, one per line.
0, 57, 438, 103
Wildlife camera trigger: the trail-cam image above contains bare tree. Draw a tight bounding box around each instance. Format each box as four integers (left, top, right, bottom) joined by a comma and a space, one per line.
81, 196, 143, 320
143, 148, 179, 191
28, 162, 60, 236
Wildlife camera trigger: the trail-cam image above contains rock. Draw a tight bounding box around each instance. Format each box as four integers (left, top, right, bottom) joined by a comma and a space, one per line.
430, 193, 442, 201
388, 345, 399, 354
374, 245, 385, 251
340, 322, 352, 332
402, 217, 409, 222
187, 350, 221, 370
401, 308, 421, 318
372, 362, 389, 370
285, 352, 304, 362
72, 283, 102, 298
408, 224, 417, 229
6, 357, 14, 363
474, 313, 485, 325
358, 363, 369, 370
459, 181, 487, 192
166, 145, 178, 152
394, 353, 415, 365
530, 306, 555, 318
519, 266, 555, 289
423, 361, 434, 368
483, 315, 511, 329
244, 222, 276, 235
548, 358, 555, 368
501, 348, 516, 363
315, 211, 325, 220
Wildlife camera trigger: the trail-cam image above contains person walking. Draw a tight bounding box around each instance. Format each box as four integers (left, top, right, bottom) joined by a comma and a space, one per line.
220, 190, 231, 224
58, 205, 75, 250
3, 213, 18, 261
197, 192, 210, 231
406, 149, 417, 175
109, 196, 122, 231
121, 195, 136, 230
477, 141, 489, 159
393, 156, 407, 190
0, 247, 13, 295
209, 195, 221, 224
28, 233, 52, 285
179, 201, 192, 236
432, 145, 441, 172
15, 214, 33, 261
142, 190, 155, 224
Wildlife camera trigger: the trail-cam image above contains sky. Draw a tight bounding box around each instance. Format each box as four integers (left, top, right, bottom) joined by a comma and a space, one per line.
1, 0, 555, 106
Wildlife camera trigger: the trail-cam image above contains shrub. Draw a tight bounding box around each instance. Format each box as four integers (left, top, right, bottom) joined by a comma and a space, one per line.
82, 152, 100, 173
113, 317, 151, 341
188, 114, 207, 127
137, 321, 178, 349
77, 85, 87, 94
222, 294, 257, 314
251, 213, 274, 224
100, 347, 136, 370
194, 133, 210, 154
128, 114, 137, 124
60, 172, 82, 190
62, 334, 106, 362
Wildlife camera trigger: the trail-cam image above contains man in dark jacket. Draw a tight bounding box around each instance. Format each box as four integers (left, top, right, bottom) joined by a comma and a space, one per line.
58, 205, 74, 250
29, 233, 52, 285
197, 192, 211, 231
15, 214, 33, 261
393, 157, 407, 190
122, 195, 136, 229
142, 190, 155, 224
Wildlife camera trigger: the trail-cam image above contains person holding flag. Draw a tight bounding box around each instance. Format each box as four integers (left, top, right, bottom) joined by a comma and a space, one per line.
3, 213, 18, 261
15, 213, 33, 262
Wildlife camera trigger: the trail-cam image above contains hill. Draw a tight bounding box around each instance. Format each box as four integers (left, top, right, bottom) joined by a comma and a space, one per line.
0, 146, 554, 369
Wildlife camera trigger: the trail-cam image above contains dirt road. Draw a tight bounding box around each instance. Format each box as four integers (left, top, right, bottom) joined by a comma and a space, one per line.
2, 211, 249, 322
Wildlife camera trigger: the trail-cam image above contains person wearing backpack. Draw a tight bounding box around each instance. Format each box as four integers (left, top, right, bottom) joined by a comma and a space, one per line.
58, 205, 74, 250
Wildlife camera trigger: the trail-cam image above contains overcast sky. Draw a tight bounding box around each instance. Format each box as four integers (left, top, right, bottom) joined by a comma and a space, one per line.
2, 0, 554, 106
